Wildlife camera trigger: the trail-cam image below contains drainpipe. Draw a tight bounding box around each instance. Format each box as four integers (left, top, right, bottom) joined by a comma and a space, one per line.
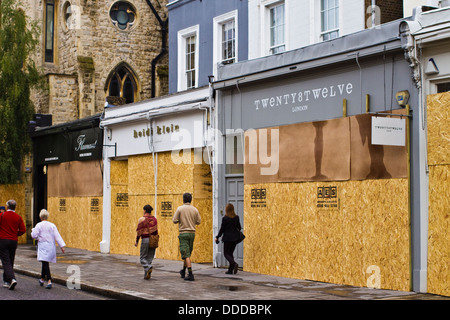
145, 0, 168, 98
400, 16, 428, 293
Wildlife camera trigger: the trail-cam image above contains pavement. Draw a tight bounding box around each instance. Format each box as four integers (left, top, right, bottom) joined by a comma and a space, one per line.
6, 245, 449, 301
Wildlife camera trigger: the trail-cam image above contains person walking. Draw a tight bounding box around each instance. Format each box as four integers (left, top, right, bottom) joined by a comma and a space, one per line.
135, 204, 158, 280
31, 209, 66, 289
215, 203, 242, 274
0, 200, 26, 290
173, 193, 201, 281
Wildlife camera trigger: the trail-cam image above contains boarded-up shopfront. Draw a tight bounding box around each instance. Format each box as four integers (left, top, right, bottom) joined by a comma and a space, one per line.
213, 22, 421, 291
100, 87, 213, 262
426, 92, 450, 297
31, 115, 103, 252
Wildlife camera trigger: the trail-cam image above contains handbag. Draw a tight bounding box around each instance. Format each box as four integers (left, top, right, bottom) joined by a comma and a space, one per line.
149, 234, 159, 249
237, 228, 245, 243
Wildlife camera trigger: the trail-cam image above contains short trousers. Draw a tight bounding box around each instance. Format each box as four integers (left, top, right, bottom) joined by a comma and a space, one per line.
178, 233, 195, 259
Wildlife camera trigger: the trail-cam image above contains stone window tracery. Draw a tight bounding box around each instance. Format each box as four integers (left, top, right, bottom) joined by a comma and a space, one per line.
106, 64, 139, 104
109, 1, 137, 31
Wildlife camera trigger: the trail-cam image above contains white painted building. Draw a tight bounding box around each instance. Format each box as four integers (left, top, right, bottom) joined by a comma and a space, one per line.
248, 0, 369, 59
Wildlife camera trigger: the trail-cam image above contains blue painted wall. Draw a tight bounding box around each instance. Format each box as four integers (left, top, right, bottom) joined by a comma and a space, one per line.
167, 0, 248, 94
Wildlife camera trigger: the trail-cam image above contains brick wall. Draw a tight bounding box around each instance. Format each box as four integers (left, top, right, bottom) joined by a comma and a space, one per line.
365, 0, 404, 27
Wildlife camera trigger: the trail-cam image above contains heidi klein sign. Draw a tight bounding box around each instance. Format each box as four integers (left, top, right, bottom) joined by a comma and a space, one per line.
108, 111, 205, 157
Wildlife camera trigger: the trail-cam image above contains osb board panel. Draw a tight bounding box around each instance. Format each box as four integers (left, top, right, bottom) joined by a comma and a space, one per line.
341, 179, 410, 291
189, 198, 213, 263
243, 179, 410, 291
244, 183, 306, 279
427, 165, 450, 296
155, 194, 182, 260
110, 193, 212, 263
128, 152, 195, 196
427, 92, 450, 166
193, 162, 213, 199
0, 183, 27, 244
47, 196, 102, 252
110, 159, 128, 185
109, 185, 135, 255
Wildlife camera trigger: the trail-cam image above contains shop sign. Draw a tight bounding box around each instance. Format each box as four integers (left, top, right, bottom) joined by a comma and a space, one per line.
90, 198, 100, 213
59, 198, 66, 212
237, 69, 360, 130
34, 127, 103, 164
109, 111, 204, 157
160, 201, 173, 218
371, 117, 405, 146
250, 188, 267, 208
316, 186, 339, 210
115, 193, 128, 207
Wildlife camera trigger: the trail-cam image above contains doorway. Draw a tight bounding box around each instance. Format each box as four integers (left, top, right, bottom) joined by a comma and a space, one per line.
224, 177, 244, 267
33, 164, 48, 226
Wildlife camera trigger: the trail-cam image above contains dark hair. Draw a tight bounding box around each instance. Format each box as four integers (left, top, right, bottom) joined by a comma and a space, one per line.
183, 193, 192, 204
143, 204, 153, 214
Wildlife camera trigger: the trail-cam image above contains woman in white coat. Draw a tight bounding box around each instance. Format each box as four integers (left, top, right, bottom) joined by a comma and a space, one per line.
31, 209, 65, 289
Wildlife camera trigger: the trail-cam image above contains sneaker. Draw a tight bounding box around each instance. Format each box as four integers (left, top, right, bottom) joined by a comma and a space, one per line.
3, 282, 10, 288
179, 269, 186, 279
184, 273, 195, 281
39, 279, 45, 287
9, 279, 17, 290
145, 267, 153, 280
46, 283, 52, 289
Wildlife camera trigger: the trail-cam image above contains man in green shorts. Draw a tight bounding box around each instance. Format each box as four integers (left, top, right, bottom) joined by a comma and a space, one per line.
173, 193, 201, 281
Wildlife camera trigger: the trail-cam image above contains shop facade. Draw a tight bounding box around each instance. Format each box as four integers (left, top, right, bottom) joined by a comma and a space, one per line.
30, 115, 104, 251
405, 6, 450, 297
100, 87, 214, 262
212, 20, 425, 292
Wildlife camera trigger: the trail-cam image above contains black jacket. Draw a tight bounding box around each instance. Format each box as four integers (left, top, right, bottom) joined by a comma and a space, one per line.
216, 215, 241, 243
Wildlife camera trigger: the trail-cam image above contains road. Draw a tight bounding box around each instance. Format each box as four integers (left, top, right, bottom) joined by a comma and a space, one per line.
0, 273, 112, 300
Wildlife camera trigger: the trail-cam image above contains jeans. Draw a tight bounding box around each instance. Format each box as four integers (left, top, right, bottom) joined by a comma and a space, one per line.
139, 238, 155, 272
0, 239, 18, 283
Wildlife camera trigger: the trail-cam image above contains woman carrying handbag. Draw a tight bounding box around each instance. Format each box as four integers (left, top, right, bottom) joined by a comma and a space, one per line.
135, 204, 158, 280
215, 203, 243, 274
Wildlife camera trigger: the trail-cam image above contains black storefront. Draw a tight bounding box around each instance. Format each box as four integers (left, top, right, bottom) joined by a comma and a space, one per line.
30, 114, 103, 225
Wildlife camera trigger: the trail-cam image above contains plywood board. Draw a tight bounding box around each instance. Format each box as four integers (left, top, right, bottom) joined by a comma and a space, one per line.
47, 196, 102, 252
0, 183, 27, 244
427, 92, 450, 166
243, 179, 410, 291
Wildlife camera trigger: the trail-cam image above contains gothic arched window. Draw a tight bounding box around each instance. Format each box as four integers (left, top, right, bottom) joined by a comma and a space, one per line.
106, 64, 138, 104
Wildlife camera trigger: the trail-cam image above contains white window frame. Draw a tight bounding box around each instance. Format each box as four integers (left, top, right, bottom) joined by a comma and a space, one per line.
177, 25, 200, 91
213, 10, 238, 77
269, 2, 285, 54
320, 0, 340, 41
260, 0, 287, 56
